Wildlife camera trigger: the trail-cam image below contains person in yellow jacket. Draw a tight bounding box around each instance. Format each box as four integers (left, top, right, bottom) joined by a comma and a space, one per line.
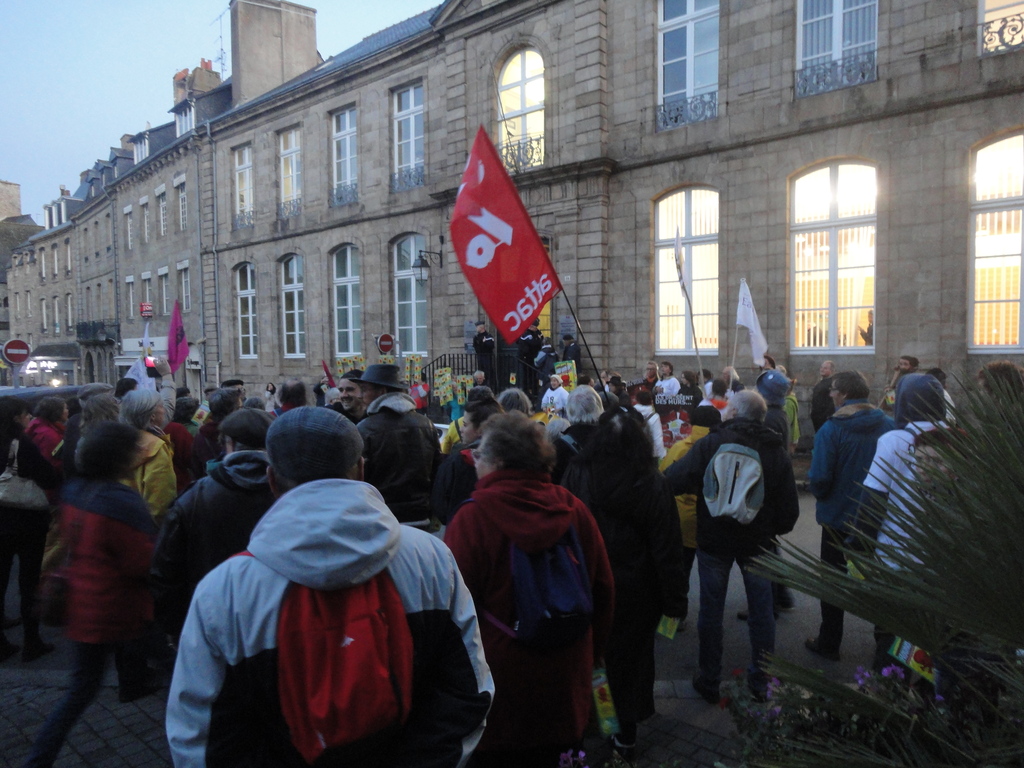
119, 389, 178, 526
658, 405, 722, 624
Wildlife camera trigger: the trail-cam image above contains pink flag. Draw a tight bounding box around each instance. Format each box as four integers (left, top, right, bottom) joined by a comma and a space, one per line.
167, 300, 189, 374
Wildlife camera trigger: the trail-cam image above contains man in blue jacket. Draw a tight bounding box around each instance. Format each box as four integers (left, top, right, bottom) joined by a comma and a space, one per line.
805, 371, 894, 661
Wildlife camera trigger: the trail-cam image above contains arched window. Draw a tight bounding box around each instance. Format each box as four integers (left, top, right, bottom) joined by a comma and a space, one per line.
281, 255, 305, 357
333, 245, 362, 355
791, 162, 876, 350
236, 263, 258, 358
497, 48, 545, 171
654, 188, 720, 351
394, 235, 427, 354
972, 135, 1024, 347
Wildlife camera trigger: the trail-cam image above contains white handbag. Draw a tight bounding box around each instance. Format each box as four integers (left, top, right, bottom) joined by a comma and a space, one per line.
0, 440, 51, 511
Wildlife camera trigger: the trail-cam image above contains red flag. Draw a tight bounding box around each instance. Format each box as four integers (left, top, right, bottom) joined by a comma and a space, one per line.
166, 300, 189, 374
321, 360, 336, 388
450, 126, 563, 344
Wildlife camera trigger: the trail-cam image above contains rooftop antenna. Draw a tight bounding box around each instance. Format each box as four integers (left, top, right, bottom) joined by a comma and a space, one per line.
213, 5, 229, 77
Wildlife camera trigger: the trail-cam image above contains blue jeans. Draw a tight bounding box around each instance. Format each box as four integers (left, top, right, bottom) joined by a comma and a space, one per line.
23, 641, 146, 768
695, 549, 775, 691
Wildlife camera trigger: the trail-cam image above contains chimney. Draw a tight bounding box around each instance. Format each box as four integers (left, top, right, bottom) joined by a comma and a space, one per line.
60, 185, 70, 197
0, 180, 21, 219
173, 67, 190, 105
230, 0, 317, 107
120, 134, 135, 151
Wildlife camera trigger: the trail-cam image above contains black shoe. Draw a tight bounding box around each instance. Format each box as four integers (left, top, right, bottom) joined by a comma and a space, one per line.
737, 610, 779, 621
0, 642, 20, 663
692, 673, 721, 704
21, 641, 55, 663
610, 736, 636, 765
118, 685, 161, 704
804, 637, 841, 662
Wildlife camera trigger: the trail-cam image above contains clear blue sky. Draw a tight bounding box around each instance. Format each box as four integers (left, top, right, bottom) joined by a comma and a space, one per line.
0, 1, 440, 225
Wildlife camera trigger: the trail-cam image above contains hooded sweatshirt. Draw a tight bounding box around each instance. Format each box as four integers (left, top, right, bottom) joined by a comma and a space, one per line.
150, 450, 277, 638
444, 469, 614, 751
166, 479, 493, 768
809, 400, 894, 528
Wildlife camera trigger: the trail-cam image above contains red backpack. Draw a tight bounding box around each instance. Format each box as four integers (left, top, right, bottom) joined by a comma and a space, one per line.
245, 550, 413, 765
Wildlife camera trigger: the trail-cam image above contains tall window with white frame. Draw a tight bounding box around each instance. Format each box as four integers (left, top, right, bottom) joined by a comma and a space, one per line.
497, 49, 545, 172
41, 299, 47, 332
52, 248, 58, 277
281, 255, 305, 356
279, 129, 302, 218
65, 294, 73, 330
658, 0, 719, 131
236, 263, 258, 358
179, 184, 187, 230
53, 296, 60, 335
981, 1, 1024, 56
333, 245, 361, 356
143, 277, 152, 305
331, 108, 358, 206
159, 272, 170, 315
126, 212, 133, 250
158, 192, 167, 236
394, 235, 428, 354
178, 265, 191, 312
791, 162, 876, 350
971, 134, 1024, 348
392, 85, 424, 192
655, 188, 720, 352
126, 278, 135, 319
65, 242, 72, 274
796, 0, 877, 97
234, 146, 254, 229
142, 203, 150, 242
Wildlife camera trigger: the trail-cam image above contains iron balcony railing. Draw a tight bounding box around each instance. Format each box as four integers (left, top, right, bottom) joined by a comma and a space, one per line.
499, 136, 545, 173
76, 319, 119, 344
656, 92, 718, 131
233, 210, 254, 230
981, 13, 1024, 56
795, 50, 877, 98
278, 198, 302, 219
390, 166, 426, 193
330, 182, 359, 207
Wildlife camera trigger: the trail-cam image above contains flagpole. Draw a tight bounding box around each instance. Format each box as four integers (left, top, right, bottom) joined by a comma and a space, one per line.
673, 229, 705, 389
730, 328, 740, 370
560, 292, 601, 380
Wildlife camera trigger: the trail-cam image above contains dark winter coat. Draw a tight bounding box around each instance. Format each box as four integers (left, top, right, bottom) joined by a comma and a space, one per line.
811, 376, 836, 431
357, 391, 442, 525
809, 400, 894, 528
551, 422, 599, 485
431, 443, 479, 525
444, 469, 614, 751
665, 418, 800, 558
62, 478, 156, 644
150, 450, 276, 638
560, 465, 687, 723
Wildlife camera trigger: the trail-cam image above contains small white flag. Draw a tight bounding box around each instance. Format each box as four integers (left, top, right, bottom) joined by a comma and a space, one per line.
736, 279, 768, 367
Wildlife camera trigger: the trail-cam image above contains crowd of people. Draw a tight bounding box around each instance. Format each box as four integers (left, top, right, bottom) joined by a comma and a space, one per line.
1, 351, 1021, 767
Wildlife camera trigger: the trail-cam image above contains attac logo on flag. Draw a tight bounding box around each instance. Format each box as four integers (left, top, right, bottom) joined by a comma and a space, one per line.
450, 126, 563, 344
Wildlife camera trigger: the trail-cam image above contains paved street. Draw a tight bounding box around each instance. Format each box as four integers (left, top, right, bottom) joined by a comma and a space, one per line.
2, 480, 877, 767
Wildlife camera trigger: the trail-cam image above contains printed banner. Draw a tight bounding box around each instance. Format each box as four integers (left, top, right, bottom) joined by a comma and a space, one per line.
553, 360, 577, 391
434, 367, 454, 404
450, 126, 563, 344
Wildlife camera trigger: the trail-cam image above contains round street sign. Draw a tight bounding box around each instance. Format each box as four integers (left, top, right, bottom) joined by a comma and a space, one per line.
377, 333, 396, 354
2, 339, 31, 365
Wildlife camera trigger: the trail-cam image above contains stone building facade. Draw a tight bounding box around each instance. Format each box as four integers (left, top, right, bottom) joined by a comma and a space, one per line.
9, 0, 1024, 406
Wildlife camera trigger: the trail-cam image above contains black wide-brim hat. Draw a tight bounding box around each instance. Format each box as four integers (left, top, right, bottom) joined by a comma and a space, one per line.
360, 364, 407, 391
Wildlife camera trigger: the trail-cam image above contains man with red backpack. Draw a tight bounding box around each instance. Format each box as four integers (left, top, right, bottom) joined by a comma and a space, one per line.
166, 407, 493, 767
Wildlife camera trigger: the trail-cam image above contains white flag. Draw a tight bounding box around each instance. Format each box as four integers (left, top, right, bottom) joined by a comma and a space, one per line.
736, 279, 768, 367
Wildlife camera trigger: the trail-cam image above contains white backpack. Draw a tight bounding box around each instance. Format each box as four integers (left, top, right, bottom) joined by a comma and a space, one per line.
702, 443, 765, 525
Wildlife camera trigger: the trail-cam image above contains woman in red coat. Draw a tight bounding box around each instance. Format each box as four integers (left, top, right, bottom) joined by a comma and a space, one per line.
445, 412, 615, 767
23, 421, 158, 768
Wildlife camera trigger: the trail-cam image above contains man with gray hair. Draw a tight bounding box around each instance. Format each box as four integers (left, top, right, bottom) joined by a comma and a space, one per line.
551, 385, 604, 483
666, 389, 800, 703
166, 407, 493, 767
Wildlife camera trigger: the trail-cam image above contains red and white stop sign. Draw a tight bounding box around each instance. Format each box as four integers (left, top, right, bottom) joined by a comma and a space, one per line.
377, 333, 396, 354
2, 339, 31, 365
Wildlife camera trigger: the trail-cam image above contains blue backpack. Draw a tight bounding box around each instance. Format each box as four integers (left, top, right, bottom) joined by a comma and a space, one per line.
484, 525, 594, 649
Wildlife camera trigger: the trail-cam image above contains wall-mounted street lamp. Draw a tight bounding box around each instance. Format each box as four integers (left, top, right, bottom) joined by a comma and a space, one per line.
414, 235, 445, 285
